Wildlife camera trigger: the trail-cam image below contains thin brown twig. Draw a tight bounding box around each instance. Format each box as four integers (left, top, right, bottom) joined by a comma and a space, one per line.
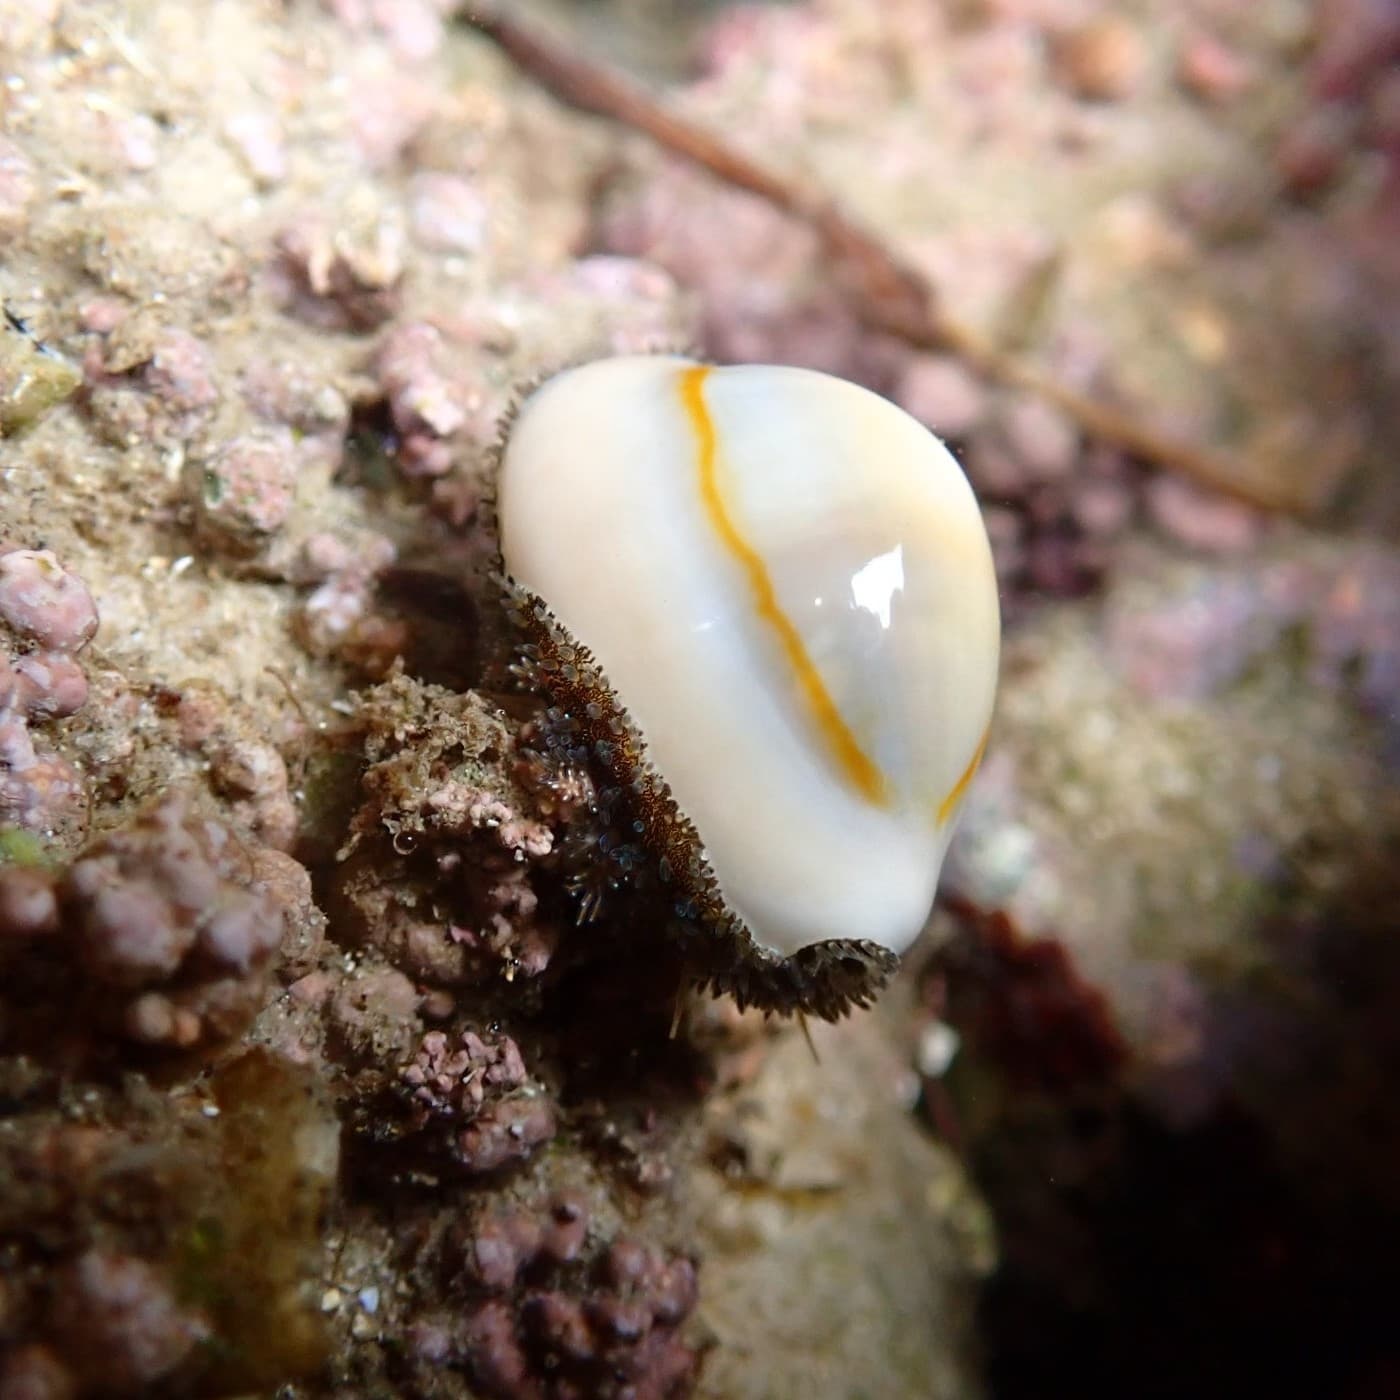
460, 4, 1313, 517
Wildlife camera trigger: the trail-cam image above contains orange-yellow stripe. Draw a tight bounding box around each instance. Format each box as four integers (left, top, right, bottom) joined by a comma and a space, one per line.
678, 365, 889, 807
936, 722, 990, 826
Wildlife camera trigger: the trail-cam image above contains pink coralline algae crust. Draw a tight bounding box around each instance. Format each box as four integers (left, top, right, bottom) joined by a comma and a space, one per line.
49, 1251, 211, 1395
409, 172, 489, 254
1050, 17, 1150, 104
895, 354, 990, 439
1103, 546, 1400, 736
418, 785, 553, 860
412, 1195, 701, 1400
0, 715, 87, 841
322, 0, 454, 65
81, 324, 221, 450
0, 552, 99, 653
293, 545, 411, 681
2, 652, 89, 721
362, 317, 510, 531
273, 210, 405, 332
247, 845, 326, 980
400, 1028, 556, 1174
1143, 477, 1263, 555
327, 962, 422, 1066
1274, 0, 1400, 203
1176, 31, 1255, 106
223, 108, 288, 187
241, 358, 351, 442
597, 166, 885, 389
1310, 0, 1400, 104
0, 550, 99, 843
0, 792, 296, 1053
205, 731, 300, 852
0, 864, 60, 942
69, 796, 280, 974
140, 681, 308, 853
374, 321, 475, 479
190, 432, 299, 553
334, 677, 566, 987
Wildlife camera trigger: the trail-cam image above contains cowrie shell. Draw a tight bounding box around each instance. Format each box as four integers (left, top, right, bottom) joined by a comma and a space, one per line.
499, 355, 999, 964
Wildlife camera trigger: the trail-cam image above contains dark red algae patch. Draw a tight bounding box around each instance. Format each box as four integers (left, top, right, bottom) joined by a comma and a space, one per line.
924, 896, 1128, 1105
921, 871, 1400, 1400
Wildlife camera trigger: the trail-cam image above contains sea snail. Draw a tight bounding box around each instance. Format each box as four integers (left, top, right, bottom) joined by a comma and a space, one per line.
497, 355, 1000, 1019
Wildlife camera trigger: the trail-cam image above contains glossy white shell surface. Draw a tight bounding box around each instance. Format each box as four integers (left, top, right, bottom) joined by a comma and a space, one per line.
498, 355, 1000, 957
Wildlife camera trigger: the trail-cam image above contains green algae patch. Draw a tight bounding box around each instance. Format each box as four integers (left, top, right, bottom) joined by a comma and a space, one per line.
183, 1048, 341, 1391
0, 323, 81, 437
